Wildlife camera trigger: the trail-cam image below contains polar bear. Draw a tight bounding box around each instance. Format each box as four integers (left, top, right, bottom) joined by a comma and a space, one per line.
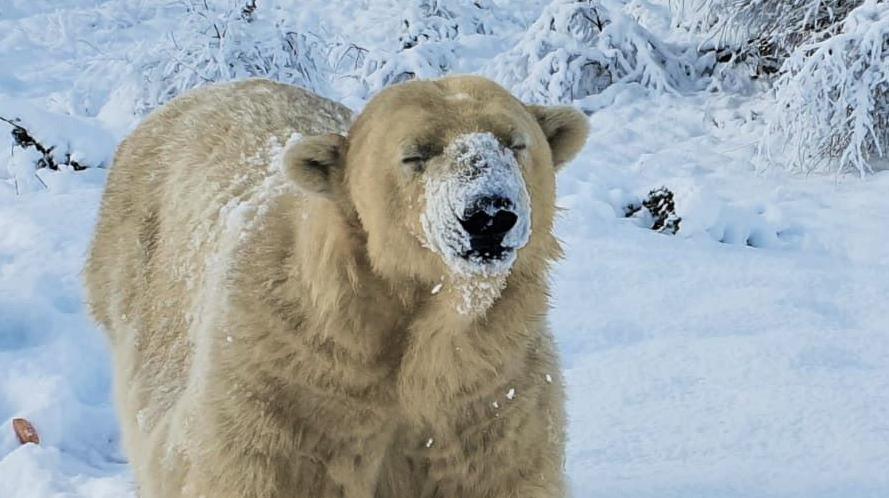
85, 75, 588, 498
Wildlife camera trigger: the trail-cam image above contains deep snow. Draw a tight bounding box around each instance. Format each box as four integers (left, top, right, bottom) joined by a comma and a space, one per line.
1, 1, 888, 497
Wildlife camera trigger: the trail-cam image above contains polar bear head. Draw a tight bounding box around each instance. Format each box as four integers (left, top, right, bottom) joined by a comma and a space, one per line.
284, 76, 588, 295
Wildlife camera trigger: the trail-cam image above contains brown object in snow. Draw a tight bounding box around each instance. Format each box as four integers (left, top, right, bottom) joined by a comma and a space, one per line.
12, 418, 39, 445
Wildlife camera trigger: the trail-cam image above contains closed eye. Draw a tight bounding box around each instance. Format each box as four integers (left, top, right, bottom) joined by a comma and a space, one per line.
402, 155, 427, 172
510, 143, 527, 151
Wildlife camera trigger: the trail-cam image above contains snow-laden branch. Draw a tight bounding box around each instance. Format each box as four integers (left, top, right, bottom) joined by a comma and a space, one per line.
762, 0, 889, 176
672, 0, 864, 76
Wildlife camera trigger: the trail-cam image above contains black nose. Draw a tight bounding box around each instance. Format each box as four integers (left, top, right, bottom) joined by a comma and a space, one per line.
459, 197, 517, 238
460, 209, 518, 239
459, 197, 518, 260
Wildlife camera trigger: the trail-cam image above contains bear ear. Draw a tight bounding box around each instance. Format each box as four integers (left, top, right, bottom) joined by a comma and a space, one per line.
527, 105, 589, 170
282, 133, 347, 197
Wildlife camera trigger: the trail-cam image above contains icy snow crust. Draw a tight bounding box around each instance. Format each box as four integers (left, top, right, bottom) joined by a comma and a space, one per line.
421, 132, 531, 276
2, 1, 889, 498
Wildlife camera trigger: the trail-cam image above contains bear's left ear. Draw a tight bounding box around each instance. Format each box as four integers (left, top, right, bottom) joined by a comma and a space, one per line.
282, 133, 347, 198
527, 105, 589, 170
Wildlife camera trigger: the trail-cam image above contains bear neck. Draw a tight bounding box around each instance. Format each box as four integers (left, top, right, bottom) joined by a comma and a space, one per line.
286, 196, 423, 368
285, 196, 553, 422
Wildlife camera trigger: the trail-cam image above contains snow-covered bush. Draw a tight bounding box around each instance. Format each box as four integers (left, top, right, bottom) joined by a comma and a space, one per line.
346, 0, 507, 98
127, 0, 700, 112
0, 114, 108, 193
763, 1, 889, 176
0, 95, 117, 193
486, 0, 696, 104
1, 117, 70, 171
136, 0, 330, 114
673, 0, 863, 76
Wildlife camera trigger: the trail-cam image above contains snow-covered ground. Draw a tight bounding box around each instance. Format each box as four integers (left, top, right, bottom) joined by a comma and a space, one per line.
1, 1, 888, 497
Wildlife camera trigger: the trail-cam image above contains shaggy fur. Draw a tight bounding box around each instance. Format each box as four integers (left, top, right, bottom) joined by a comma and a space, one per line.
85, 76, 588, 498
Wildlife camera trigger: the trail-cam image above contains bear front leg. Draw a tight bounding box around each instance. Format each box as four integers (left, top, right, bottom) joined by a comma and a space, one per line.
180, 387, 394, 498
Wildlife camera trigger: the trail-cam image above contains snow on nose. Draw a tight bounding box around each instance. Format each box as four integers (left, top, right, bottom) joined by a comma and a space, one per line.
421, 132, 532, 275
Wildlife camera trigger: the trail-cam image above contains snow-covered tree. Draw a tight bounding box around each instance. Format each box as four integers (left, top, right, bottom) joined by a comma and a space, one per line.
673, 0, 864, 76
485, 0, 696, 104
762, 0, 889, 175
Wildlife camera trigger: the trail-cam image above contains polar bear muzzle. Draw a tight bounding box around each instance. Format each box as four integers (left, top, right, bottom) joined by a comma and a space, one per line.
421, 132, 532, 276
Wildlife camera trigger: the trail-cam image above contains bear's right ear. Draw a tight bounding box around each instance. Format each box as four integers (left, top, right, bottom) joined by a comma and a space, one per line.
282, 134, 347, 197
